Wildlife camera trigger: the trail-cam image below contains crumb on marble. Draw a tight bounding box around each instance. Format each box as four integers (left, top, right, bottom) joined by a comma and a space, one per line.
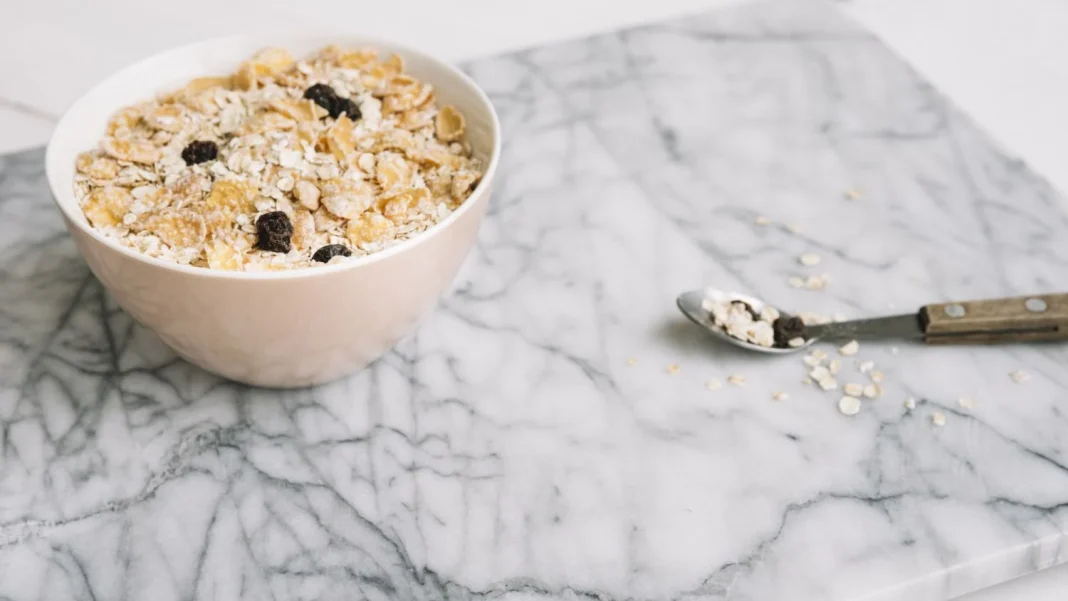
839, 340, 859, 356
838, 395, 861, 416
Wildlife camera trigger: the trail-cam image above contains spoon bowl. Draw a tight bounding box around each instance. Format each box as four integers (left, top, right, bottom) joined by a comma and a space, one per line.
676, 289, 817, 354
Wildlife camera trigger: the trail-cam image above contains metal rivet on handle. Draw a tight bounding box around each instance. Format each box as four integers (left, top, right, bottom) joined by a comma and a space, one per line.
1025, 298, 1048, 313
944, 304, 966, 318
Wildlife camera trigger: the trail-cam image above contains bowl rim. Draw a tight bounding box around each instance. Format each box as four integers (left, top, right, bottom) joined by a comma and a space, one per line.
45, 32, 501, 281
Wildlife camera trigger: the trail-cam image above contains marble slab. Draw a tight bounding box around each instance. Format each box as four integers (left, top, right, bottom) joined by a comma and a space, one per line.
2, 1, 1068, 599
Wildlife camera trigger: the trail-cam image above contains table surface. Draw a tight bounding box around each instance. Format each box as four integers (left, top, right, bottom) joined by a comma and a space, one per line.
3, 1, 1068, 599
3, 0, 1068, 600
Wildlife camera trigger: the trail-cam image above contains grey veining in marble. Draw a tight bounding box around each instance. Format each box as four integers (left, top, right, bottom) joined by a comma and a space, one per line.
3, 1, 1068, 599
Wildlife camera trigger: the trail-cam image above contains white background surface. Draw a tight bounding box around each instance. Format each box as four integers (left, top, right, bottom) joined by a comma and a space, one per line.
2, 0, 1067, 598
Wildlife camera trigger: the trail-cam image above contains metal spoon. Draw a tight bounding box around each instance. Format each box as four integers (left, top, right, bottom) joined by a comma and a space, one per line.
677, 289, 1068, 354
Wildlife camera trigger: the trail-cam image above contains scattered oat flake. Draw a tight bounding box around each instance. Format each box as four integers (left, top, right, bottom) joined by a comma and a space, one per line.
803, 350, 826, 367
773, 391, 789, 401
858, 360, 874, 373
844, 188, 862, 200
626, 358, 638, 366
786, 223, 802, 233
818, 377, 838, 391
788, 276, 806, 289
755, 215, 771, 226
870, 371, 885, 383
1010, 370, 1030, 383
788, 337, 806, 348
958, 397, 975, 409
802, 377, 813, 385
863, 384, 881, 399
705, 379, 722, 390
798, 253, 822, 267
838, 396, 861, 416
727, 374, 746, 386
843, 383, 864, 397
828, 359, 841, 375
931, 412, 947, 427
666, 364, 681, 375
839, 340, 860, 356
904, 397, 916, 410
804, 274, 830, 290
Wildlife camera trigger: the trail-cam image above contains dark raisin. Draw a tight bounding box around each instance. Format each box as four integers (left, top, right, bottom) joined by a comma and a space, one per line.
303, 83, 339, 112
772, 315, 806, 348
328, 97, 361, 120
255, 211, 294, 253
181, 140, 219, 165
731, 300, 761, 321
311, 244, 352, 263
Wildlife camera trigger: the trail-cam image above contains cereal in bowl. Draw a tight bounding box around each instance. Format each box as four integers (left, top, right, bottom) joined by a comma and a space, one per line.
73, 46, 484, 271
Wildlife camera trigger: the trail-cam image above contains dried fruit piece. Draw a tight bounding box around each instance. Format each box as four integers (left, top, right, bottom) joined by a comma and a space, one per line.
312, 244, 352, 263
303, 83, 339, 113
256, 211, 293, 253
329, 97, 361, 120
302, 83, 360, 120
102, 138, 160, 164
181, 140, 219, 165
320, 178, 375, 219
772, 315, 805, 348
435, 105, 466, 142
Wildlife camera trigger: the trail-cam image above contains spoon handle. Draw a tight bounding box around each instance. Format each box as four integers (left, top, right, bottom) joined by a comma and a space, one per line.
922, 293, 1068, 344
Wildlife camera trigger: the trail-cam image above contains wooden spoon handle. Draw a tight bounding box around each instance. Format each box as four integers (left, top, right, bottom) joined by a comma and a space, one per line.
922, 293, 1068, 344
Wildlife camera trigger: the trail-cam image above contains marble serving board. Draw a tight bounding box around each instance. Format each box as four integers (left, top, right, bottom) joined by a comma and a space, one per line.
2, 1, 1068, 599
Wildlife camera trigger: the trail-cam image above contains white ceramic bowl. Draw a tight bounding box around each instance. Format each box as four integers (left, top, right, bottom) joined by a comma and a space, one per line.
45, 35, 500, 388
